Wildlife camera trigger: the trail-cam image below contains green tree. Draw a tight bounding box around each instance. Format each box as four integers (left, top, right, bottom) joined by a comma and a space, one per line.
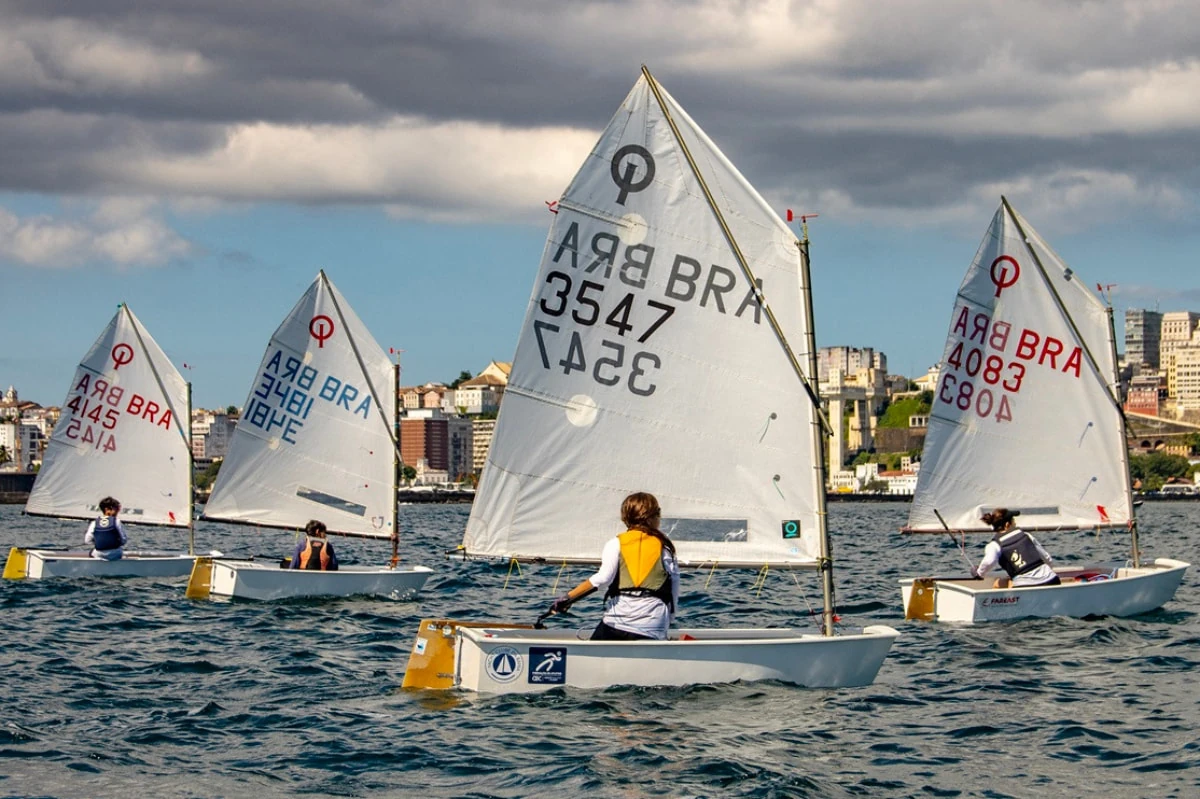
1129, 452, 1192, 491
226, 405, 239, 416
195, 460, 223, 490
401, 465, 417, 484
449, 370, 473, 388
0, 445, 9, 467
878, 395, 932, 429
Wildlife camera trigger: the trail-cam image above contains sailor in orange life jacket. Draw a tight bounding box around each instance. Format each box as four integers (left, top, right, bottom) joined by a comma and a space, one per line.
548, 492, 681, 641
971, 508, 1059, 588
288, 520, 339, 571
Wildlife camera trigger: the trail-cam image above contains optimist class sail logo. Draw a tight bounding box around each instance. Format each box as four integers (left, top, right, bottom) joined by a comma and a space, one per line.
989, 256, 1020, 298
309, 315, 335, 348
110, 343, 134, 370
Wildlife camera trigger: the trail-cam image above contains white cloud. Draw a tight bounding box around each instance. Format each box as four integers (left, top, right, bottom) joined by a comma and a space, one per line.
0, 202, 193, 268
120, 118, 598, 222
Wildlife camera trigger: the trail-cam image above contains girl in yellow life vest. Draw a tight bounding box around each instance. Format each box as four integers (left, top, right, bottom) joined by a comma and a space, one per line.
548, 492, 681, 641
288, 519, 339, 571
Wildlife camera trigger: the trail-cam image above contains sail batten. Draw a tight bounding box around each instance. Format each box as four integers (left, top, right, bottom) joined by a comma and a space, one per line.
465, 71, 823, 567
203, 274, 397, 539
25, 305, 192, 528
906, 201, 1133, 533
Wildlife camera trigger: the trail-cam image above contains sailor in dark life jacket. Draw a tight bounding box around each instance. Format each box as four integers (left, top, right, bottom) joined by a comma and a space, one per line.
547, 492, 681, 641
84, 496, 128, 561
288, 520, 339, 571
971, 508, 1060, 588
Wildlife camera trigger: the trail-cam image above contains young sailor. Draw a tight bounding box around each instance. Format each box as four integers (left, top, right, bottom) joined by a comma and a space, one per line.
288, 520, 339, 571
972, 508, 1060, 588
84, 496, 128, 560
547, 492, 681, 641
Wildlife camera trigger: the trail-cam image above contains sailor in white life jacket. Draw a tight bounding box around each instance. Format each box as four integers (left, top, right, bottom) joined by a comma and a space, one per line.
971, 508, 1060, 588
84, 496, 129, 560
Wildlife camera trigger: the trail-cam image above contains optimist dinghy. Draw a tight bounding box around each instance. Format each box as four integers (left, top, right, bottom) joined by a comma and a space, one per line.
188, 271, 432, 601
4, 304, 200, 581
403, 66, 898, 693
899, 198, 1189, 623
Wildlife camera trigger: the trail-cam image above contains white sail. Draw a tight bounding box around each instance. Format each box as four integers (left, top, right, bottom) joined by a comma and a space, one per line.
26, 305, 191, 527
465, 73, 823, 567
907, 199, 1132, 533
203, 271, 397, 538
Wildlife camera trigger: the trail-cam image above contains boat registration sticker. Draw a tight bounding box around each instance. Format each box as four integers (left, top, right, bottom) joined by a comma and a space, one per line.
413, 637, 427, 655
485, 646, 523, 684
781, 520, 801, 539
528, 647, 566, 685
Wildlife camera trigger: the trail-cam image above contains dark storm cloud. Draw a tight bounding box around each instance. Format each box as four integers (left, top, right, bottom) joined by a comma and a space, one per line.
2, 0, 1200, 222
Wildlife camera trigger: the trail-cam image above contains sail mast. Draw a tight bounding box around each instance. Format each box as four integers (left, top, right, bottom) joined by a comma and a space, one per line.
639, 65, 832, 437
318, 270, 404, 545
797, 217, 837, 637
1002, 198, 1122, 418
187, 381, 195, 554
392, 359, 401, 566
121, 303, 192, 529
1102, 300, 1140, 566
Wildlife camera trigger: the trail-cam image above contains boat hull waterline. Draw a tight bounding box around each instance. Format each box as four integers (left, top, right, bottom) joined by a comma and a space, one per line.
186, 557, 433, 601
403, 619, 900, 693
4, 547, 199, 580
900, 559, 1189, 623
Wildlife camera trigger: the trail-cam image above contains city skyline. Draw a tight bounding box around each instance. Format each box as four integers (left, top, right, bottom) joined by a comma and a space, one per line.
3, 3, 1200, 409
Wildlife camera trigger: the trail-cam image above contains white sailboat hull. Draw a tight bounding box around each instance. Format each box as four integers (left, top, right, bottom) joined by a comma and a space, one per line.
407, 621, 899, 693
199, 558, 433, 601
6, 548, 197, 580
900, 559, 1189, 623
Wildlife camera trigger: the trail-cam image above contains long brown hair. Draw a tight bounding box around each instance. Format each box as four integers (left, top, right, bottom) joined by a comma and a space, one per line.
621, 492, 676, 555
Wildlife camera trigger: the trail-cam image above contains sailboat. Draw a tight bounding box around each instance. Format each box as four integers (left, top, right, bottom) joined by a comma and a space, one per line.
899, 198, 1189, 623
403, 67, 898, 693
186, 271, 432, 601
4, 304, 199, 580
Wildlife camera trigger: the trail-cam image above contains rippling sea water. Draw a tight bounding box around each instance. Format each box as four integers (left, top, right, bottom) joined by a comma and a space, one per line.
0, 501, 1196, 798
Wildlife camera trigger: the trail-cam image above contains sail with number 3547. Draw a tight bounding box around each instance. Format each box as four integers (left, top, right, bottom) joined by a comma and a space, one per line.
403, 66, 898, 694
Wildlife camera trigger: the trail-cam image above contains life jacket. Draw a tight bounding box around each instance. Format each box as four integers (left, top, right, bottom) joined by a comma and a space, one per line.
299, 537, 332, 571
995, 529, 1045, 579
91, 516, 123, 551
604, 528, 674, 611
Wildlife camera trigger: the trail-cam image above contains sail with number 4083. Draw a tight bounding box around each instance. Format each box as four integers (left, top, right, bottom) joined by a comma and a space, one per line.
463, 72, 826, 569
905, 200, 1133, 534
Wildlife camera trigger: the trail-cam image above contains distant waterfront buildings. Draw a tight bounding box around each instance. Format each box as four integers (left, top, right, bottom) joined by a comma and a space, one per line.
1124, 308, 1200, 420
1124, 309, 1162, 370
191, 408, 237, 460
0, 387, 47, 471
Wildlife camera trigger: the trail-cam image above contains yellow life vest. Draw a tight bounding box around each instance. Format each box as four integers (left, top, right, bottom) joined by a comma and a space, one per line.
607, 529, 673, 609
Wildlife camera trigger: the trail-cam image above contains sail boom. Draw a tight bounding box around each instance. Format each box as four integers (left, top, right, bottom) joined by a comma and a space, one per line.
22, 509, 192, 530
198, 514, 396, 541
902, 523, 1132, 535
451, 551, 820, 570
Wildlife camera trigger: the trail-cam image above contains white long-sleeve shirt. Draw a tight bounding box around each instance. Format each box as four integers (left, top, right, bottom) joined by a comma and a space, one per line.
977, 528, 1056, 586
586, 535, 681, 639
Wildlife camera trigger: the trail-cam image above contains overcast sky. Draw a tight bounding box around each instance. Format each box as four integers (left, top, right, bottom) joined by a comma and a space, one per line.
3, 0, 1200, 407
